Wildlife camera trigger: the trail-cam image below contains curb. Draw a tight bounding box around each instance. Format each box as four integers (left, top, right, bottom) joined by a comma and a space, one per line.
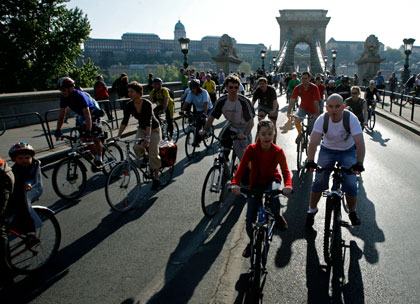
375, 109, 420, 136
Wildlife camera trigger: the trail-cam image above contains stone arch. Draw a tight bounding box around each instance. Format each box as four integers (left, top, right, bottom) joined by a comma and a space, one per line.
275, 10, 330, 74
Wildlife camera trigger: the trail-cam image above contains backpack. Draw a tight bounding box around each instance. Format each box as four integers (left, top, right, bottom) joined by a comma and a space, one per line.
323, 110, 351, 134
163, 87, 175, 100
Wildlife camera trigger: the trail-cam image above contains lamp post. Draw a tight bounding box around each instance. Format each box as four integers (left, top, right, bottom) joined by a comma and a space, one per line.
260, 49, 266, 73
178, 37, 190, 69
401, 38, 415, 84
324, 55, 328, 74
331, 49, 337, 76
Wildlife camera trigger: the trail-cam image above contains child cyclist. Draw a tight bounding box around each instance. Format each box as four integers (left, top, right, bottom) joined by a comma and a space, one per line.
6, 142, 43, 234
230, 119, 293, 258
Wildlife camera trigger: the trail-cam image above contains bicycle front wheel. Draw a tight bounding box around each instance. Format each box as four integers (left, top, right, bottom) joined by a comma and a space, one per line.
368, 111, 376, 130
105, 162, 141, 212
201, 166, 224, 217
185, 130, 196, 159
203, 126, 215, 149
171, 120, 179, 143
296, 138, 305, 172
101, 120, 113, 139
250, 234, 263, 301
52, 157, 87, 200
102, 142, 123, 175
9, 206, 61, 274
323, 198, 339, 266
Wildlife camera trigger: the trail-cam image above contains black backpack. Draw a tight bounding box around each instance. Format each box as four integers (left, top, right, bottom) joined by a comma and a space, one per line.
323, 110, 351, 134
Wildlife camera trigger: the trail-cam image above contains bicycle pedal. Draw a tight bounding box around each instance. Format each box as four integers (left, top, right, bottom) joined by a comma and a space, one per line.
340, 220, 350, 227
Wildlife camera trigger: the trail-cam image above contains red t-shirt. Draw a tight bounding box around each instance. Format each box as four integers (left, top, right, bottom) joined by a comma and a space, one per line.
231, 142, 293, 189
291, 83, 321, 114
316, 83, 326, 97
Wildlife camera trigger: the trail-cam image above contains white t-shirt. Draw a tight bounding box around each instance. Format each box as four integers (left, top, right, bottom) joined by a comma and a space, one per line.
312, 111, 362, 151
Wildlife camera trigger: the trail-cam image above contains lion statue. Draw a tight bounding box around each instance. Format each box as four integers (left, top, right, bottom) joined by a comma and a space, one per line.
218, 34, 239, 58
360, 35, 380, 59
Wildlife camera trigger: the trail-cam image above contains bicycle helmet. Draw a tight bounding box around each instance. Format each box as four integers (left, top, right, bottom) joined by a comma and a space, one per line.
152, 78, 163, 85
342, 76, 350, 82
9, 142, 35, 159
189, 79, 201, 89
57, 77, 75, 89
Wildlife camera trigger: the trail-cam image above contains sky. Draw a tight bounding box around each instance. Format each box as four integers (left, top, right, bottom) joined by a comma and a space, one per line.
67, 0, 418, 50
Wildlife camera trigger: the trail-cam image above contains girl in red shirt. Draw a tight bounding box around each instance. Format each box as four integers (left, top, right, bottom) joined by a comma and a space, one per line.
231, 119, 293, 257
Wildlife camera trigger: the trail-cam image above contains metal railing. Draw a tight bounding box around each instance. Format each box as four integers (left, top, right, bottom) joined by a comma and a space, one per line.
0, 112, 53, 149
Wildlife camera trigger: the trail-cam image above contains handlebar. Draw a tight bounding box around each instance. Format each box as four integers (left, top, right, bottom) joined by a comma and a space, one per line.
316, 165, 353, 175
229, 184, 292, 198
112, 137, 144, 144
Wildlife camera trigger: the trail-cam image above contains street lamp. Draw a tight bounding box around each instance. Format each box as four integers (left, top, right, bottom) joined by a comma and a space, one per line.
401, 38, 415, 83
260, 49, 266, 73
272, 56, 277, 72
331, 49, 337, 76
178, 37, 190, 69
324, 55, 328, 74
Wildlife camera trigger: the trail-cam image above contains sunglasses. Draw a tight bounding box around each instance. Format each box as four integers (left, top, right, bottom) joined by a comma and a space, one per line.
228, 86, 239, 89
351, 92, 358, 94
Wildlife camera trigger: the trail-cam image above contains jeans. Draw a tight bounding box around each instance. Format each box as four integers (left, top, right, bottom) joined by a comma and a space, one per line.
245, 181, 281, 240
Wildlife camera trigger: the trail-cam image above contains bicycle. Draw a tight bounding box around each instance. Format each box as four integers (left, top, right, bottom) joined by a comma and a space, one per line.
317, 163, 353, 266
295, 114, 311, 172
184, 113, 214, 159
201, 135, 238, 217
69, 116, 113, 145
156, 113, 179, 143
105, 138, 175, 211
4, 205, 61, 274
366, 101, 376, 131
236, 186, 287, 301
181, 110, 194, 134
52, 134, 123, 200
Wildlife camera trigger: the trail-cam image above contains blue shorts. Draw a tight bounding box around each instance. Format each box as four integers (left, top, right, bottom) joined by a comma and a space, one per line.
312, 146, 357, 196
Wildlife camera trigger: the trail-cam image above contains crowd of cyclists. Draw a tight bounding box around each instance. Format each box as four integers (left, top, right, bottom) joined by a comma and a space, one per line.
4, 65, 403, 288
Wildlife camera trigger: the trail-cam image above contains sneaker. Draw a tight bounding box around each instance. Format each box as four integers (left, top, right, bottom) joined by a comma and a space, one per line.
275, 215, 288, 231
306, 210, 318, 228
349, 212, 361, 226
151, 179, 160, 190
242, 243, 251, 258
295, 133, 303, 144
94, 160, 104, 167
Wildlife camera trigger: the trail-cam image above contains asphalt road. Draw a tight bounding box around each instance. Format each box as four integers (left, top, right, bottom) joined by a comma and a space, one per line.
1, 94, 420, 304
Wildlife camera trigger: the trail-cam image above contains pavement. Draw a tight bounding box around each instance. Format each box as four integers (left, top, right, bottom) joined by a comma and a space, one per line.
1, 91, 419, 167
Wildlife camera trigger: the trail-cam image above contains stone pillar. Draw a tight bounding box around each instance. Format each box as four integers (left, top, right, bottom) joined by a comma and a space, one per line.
355, 35, 384, 86
212, 56, 243, 76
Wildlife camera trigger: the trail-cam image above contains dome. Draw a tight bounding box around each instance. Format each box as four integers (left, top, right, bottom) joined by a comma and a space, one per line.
175, 20, 185, 31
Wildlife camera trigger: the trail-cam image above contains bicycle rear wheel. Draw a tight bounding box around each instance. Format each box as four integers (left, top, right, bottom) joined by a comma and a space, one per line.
52, 157, 87, 200
102, 142, 123, 175
9, 206, 61, 274
101, 120, 113, 140
185, 130, 196, 159
323, 198, 339, 266
368, 110, 376, 130
201, 166, 224, 217
105, 162, 141, 212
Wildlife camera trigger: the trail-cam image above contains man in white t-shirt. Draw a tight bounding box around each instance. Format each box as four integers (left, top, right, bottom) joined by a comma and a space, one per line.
305, 93, 365, 227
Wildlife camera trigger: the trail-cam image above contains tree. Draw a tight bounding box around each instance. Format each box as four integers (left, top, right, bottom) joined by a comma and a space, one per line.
69, 58, 98, 89
238, 62, 253, 75
0, 0, 96, 93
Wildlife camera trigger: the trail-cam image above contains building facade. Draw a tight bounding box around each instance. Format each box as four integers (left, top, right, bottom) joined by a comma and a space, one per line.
84, 20, 266, 65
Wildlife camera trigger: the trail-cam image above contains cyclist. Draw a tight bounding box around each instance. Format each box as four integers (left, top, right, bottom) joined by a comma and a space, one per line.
0, 157, 14, 286
116, 82, 162, 190
252, 77, 279, 143
287, 72, 300, 104
149, 78, 175, 140
201, 74, 255, 160
305, 94, 365, 228
364, 80, 381, 109
345, 86, 368, 128
231, 120, 293, 258
334, 76, 351, 101
315, 76, 328, 113
287, 71, 321, 143
202, 74, 217, 105
55, 77, 104, 167
180, 79, 213, 146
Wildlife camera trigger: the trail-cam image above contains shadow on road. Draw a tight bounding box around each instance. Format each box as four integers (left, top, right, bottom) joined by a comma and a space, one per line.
365, 129, 390, 147
140, 196, 246, 304
0, 195, 158, 303
346, 176, 385, 264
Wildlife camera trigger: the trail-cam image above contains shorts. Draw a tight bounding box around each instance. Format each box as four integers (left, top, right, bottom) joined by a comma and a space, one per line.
295, 108, 315, 133
257, 105, 278, 121
312, 146, 357, 196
